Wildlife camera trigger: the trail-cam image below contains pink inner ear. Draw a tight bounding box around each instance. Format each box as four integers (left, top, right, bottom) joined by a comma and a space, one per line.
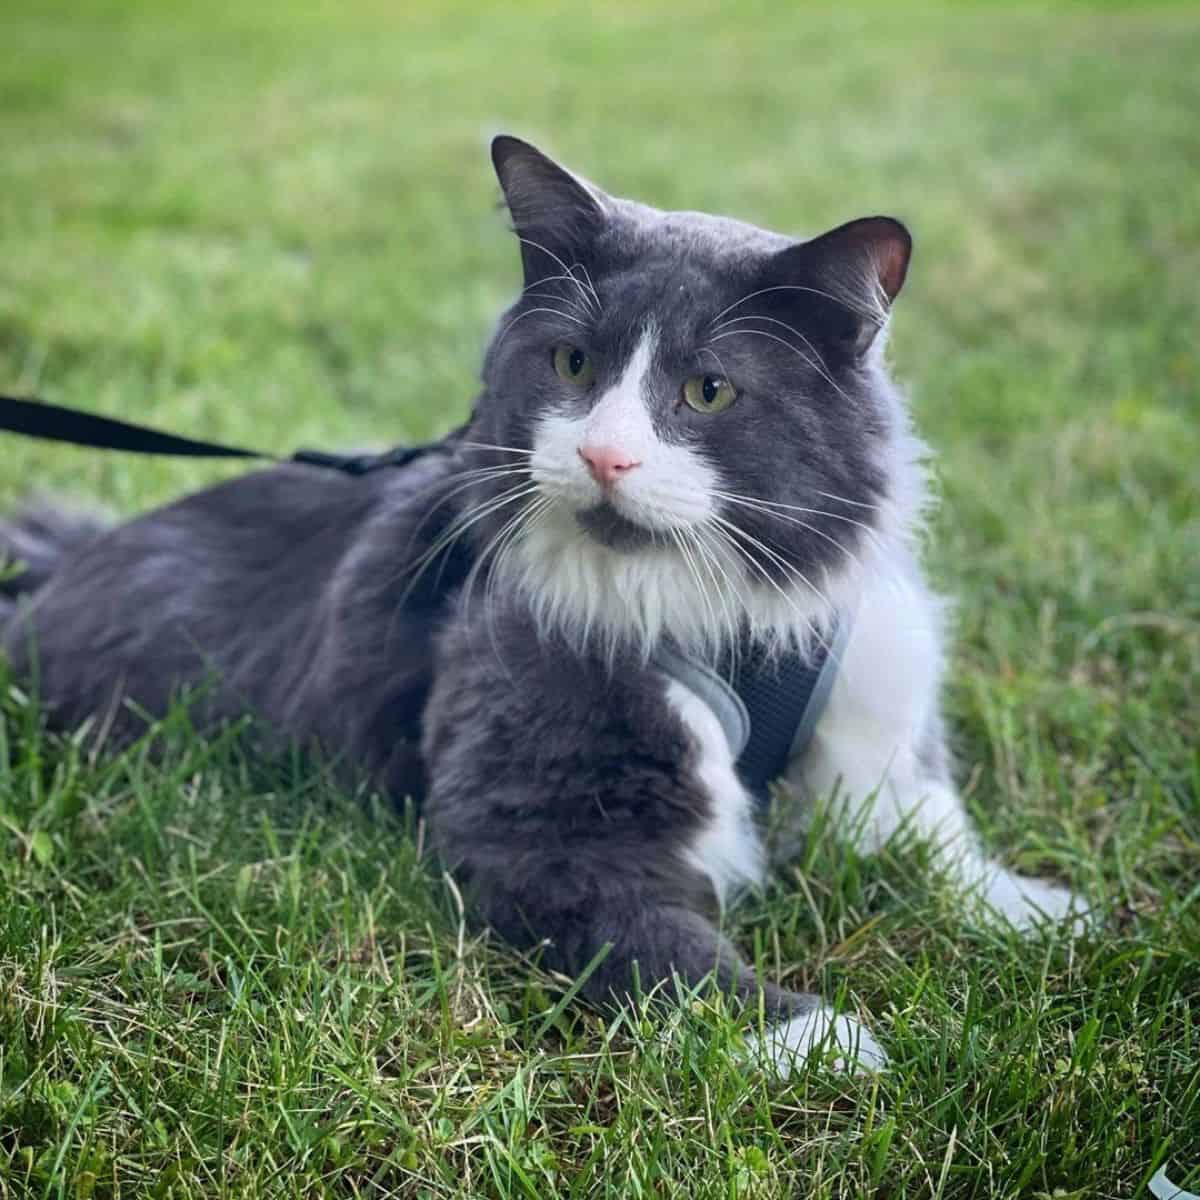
788, 216, 912, 311
875, 233, 910, 303
850, 216, 912, 305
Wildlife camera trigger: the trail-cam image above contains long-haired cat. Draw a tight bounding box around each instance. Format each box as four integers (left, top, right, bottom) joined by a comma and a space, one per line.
1, 137, 1086, 1074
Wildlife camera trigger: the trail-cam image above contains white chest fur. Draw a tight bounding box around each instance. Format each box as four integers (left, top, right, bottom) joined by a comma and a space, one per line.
663, 677, 765, 906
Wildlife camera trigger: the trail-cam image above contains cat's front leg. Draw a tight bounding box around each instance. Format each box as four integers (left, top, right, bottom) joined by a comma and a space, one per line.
791, 565, 1090, 932
804, 750, 1086, 931
421, 616, 885, 1078
434, 849, 885, 1078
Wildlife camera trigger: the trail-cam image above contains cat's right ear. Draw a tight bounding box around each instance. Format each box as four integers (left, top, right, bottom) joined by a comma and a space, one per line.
491, 136, 607, 285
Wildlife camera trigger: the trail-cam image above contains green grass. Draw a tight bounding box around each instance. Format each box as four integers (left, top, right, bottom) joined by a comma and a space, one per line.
2, 0, 1199, 1195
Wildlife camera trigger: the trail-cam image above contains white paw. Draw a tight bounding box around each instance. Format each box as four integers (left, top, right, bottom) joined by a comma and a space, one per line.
976, 866, 1092, 936
747, 1007, 888, 1078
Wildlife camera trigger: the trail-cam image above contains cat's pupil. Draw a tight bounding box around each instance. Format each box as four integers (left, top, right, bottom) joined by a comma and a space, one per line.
702, 376, 719, 404
569, 349, 585, 376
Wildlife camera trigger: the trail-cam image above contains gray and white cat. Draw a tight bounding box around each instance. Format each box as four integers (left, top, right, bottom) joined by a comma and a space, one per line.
1, 137, 1086, 1075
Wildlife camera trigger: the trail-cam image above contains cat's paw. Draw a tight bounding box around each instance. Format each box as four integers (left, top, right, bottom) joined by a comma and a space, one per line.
747, 1006, 887, 1078
976, 866, 1092, 937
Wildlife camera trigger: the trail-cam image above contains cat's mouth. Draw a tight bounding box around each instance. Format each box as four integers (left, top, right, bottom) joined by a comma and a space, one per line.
574, 501, 660, 552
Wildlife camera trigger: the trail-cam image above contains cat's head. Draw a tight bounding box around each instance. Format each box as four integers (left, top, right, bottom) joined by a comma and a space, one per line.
461, 136, 925, 658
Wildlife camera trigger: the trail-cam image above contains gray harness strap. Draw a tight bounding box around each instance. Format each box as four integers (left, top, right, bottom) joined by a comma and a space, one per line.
654, 616, 850, 805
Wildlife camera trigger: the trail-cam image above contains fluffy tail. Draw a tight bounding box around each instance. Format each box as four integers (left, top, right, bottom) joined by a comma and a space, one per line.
0, 499, 108, 625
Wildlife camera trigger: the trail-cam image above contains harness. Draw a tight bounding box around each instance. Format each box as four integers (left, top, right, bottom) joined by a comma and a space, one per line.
1, 392, 843, 801
654, 621, 846, 804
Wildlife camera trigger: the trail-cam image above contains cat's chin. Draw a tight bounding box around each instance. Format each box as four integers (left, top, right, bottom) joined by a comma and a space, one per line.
574, 502, 660, 553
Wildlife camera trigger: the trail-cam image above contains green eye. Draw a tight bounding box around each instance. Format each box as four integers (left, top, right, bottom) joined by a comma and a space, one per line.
682, 374, 737, 414
552, 344, 595, 386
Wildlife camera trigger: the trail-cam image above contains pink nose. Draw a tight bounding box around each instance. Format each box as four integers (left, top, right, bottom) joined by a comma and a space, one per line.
578, 444, 641, 486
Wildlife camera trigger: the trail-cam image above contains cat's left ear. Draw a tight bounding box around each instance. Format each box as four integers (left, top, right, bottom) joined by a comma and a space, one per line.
763, 217, 912, 356
491, 136, 609, 285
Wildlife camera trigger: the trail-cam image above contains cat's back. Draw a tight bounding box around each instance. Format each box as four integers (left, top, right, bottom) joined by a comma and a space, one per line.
4, 450, 467, 748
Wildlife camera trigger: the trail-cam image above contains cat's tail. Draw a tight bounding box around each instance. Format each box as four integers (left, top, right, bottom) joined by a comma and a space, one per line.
0, 499, 108, 626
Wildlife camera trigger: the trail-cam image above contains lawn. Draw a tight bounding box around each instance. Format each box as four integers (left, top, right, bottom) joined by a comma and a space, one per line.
1, 0, 1198, 1196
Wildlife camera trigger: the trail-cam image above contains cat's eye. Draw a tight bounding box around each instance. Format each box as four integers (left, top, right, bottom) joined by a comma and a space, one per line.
682, 374, 737, 414
552, 344, 596, 387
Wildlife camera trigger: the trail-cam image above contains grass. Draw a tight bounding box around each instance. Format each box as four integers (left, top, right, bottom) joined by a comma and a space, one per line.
1, 0, 1198, 1195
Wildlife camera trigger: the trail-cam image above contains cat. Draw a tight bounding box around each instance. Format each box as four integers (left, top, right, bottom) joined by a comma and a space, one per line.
1, 136, 1087, 1075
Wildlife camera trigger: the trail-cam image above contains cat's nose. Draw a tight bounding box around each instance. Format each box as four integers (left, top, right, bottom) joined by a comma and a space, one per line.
578, 444, 642, 486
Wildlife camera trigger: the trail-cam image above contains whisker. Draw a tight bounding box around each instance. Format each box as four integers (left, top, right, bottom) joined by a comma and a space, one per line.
682, 525, 732, 646
722, 506, 866, 577
707, 519, 821, 654
520, 291, 594, 326
712, 490, 884, 556
667, 526, 720, 654
710, 326, 852, 405
584, 476, 888, 571
713, 493, 872, 571
689, 524, 748, 665
698, 344, 734, 384
378, 478, 539, 657
518, 274, 596, 319
492, 306, 586, 355
418, 463, 532, 505
419, 484, 543, 605
709, 514, 832, 652
401, 482, 541, 599
515, 238, 602, 315
708, 313, 843, 396
466, 494, 553, 677
575, 261, 603, 313
705, 283, 880, 331
811, 489, 882, 512
402, 464, 534, 552
722, 519, 850, 671
458, 441, 536, 457
485, 495, 551, 616
490, 496, 554, 660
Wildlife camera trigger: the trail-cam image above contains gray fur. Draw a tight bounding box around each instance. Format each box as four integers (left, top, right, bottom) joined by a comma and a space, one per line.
3, 451, 470, 789
422, 604, 815, 1020
1, 502, 106, 629
2, 136, 918, 1048
1, 499, 108, 603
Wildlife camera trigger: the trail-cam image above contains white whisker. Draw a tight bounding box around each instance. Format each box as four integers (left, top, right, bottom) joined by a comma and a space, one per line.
668, 526, 720, 654
575, 261, 603, 313
404, 464, 534, 550
712, 490, 884, 560
710, 326, 852, 405
699, 344, 733, 383
518, 274, 597, 320
811, 489, 882, 512
515, 238, 602, 315
466, 495, 554, 677
705, 282, 881, 331
689, 524, 749, 667
708, 314, 845, 398
402, 482, 542, 598
710, 514, 832, 650
493, 306, 586, 355
710, 523, 835, 662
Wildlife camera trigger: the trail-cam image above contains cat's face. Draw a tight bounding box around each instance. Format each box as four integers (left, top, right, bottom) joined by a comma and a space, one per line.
461, 137, 920, 657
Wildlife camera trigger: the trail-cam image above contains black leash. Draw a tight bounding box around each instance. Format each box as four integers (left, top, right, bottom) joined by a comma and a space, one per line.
0, 393, 458, 475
